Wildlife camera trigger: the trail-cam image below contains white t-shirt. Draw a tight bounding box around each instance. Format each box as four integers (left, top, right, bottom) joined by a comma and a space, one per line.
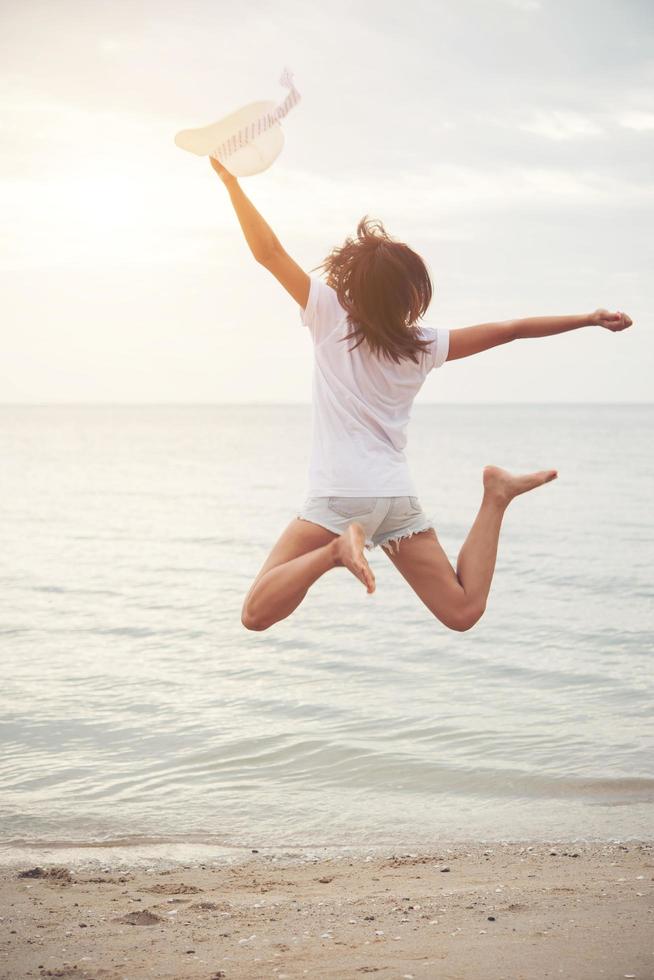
299, 274, 449, 496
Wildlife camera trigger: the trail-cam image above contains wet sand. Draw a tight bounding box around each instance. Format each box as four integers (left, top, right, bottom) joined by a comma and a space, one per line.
1, 841, 652, 979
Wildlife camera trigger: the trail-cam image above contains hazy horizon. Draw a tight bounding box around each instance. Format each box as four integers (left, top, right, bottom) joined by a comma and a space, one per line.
2, 0, 652, 403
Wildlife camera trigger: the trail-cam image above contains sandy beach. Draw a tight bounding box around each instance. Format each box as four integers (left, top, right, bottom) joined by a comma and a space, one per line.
1, 840, 652, 979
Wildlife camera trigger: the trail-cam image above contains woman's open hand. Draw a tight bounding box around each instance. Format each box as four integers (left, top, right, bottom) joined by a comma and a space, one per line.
591, 309, 633, 331
209, 155, 237, 186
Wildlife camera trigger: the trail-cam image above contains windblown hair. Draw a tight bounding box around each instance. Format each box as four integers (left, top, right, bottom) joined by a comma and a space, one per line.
311, 215, 434, 365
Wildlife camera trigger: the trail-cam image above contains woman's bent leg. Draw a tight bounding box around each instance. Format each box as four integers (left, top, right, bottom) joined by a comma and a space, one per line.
383, 528, 483, 631
241, 519, 375, 631
241, 519, 339, 631
455, 466, 556, 611
384, 465, 557, 631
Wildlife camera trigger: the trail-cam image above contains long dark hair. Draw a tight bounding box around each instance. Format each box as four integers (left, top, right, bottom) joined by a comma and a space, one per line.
311, 215, 434, 365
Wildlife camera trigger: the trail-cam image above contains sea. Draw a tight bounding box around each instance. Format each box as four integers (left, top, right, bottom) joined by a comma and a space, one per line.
1, 404, 652, 868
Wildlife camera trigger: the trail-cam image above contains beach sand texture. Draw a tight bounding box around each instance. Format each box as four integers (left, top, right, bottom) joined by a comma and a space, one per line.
2, 841, 652, 979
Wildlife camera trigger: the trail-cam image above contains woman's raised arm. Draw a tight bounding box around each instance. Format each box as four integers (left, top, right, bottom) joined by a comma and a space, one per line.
211, 156, 281, 261
210, 156, 310, 310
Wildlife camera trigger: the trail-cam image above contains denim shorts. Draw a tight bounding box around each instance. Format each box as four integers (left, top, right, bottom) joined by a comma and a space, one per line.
297, 495, 435, 552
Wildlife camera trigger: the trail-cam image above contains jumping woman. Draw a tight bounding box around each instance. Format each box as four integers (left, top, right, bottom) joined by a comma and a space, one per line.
209, 157, 632, 633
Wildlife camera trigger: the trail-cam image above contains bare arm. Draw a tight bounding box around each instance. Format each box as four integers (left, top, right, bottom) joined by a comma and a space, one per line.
447, 309, 632, 361
209, 156, 309, 310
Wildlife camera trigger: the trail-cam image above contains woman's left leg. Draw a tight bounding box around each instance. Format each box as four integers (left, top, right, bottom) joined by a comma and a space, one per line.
382, 465, 557, 631
241, 519, 374, 631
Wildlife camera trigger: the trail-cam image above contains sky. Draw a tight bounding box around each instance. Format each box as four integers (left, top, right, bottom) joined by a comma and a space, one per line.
1, 0, 652, 403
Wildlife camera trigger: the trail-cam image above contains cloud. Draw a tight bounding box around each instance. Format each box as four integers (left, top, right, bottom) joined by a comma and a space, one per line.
499, 0, 542, 10
519, 110, 605, 141
617, 110, 654, 132
2, 154, 652, 273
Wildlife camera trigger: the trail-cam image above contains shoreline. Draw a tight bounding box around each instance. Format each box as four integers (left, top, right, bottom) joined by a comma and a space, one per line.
2, 833, 652, 872
2, 840, 652, 979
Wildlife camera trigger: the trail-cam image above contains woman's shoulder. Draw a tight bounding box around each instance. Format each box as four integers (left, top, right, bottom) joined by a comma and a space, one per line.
416, 324, 438, 342
300, 275, 347, 339
415, 324, 450, 371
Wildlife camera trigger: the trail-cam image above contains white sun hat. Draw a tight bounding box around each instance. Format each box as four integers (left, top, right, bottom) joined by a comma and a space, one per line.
174, 67, 301, 177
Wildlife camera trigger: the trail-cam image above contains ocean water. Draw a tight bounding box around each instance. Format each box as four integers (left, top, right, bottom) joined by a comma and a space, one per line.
1, 404, 653, 865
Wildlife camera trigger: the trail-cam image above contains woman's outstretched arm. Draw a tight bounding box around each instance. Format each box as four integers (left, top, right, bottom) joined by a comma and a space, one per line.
447, 309, 632, 361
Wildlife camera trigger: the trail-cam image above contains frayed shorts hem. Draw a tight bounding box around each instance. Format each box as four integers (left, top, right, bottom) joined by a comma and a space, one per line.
371, 521, 435, 554
296, 508, 435, 553
296, 514, 347, 539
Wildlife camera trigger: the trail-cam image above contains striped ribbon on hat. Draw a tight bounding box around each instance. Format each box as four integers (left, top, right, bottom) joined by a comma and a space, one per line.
212, 67, 301, 162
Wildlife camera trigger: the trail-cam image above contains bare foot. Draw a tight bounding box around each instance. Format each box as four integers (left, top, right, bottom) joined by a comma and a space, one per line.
332, 523, 376, 594
483, 464, 558, 506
